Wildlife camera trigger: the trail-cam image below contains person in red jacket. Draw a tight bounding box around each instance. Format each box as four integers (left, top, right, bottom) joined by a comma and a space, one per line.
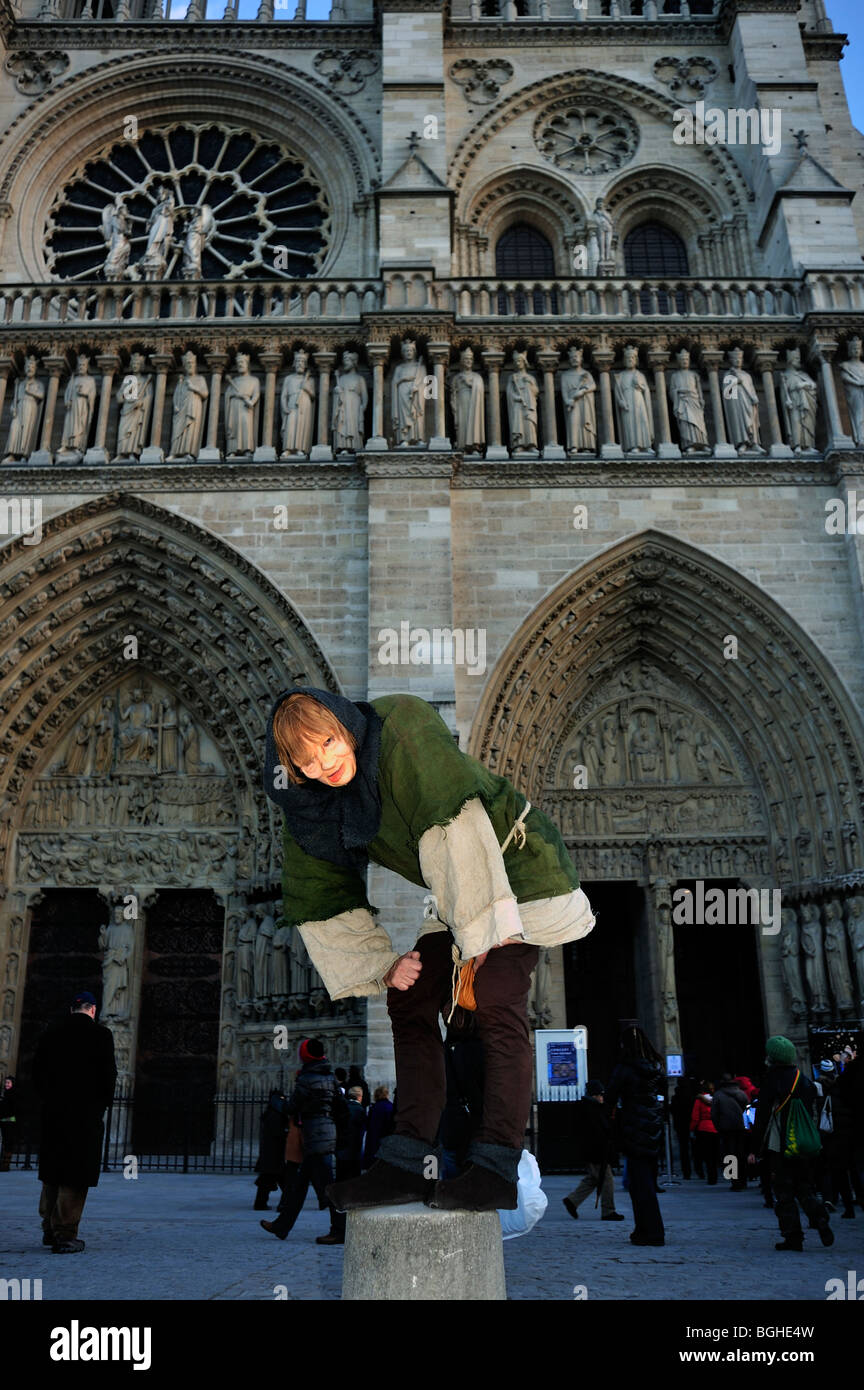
690, 1082, 720, 1185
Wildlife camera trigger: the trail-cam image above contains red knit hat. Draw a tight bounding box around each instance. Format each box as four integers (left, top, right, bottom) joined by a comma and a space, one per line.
299, 1037, 326, 1064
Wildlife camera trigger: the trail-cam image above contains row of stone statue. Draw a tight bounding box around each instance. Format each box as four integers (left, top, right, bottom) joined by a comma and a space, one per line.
780, 896, 864, 1023
101, 189, 214, 283
6, 337, 864, 463
234, 900, 315, 1018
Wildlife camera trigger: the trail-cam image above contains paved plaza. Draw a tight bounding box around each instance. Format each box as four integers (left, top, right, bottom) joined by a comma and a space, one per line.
0, 1169, 859, 1302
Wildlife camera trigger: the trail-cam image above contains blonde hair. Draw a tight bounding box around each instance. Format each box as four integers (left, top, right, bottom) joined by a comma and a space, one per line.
272, 692, 356, 786
373, 1084, 390, 1102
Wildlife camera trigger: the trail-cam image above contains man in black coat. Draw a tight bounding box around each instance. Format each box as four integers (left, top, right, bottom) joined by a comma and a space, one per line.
711, 1075, 749, 1191
33, 990, 117, 1254
748, 1035, 832, 1252
605, 1023, 666, 1247
562, 1080, 623, 1221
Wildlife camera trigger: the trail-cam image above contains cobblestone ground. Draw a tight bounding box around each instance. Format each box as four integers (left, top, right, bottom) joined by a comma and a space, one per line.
0, 1170, 859, 1301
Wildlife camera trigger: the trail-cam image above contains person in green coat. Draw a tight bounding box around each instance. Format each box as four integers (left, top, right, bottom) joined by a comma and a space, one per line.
263, 686, 595, 1212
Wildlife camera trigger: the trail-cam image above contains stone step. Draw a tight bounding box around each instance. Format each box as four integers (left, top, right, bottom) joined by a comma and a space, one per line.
342, 1202, 506, 1301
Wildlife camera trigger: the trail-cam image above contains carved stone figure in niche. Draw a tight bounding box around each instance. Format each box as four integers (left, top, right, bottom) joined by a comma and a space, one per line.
590, 196, 615, 265
101, 197, 132, 280
181, 205, 214, 280
506, 351, 539, 454
235, 908, 257, 1004
137, 186, 175, 281
391, 339, 426, 448
450, 348, 485, 453
332, 351, 367, 454
779, 348, 818, 453
560, 347, 597, 455
280, 350, 316, 457
780, 908, 808, 1021
655, 894, 682, 1050
722, 347, 765, 455
62, 708, 96, 777
600, 715, 621, 785
58, 353, 97, 460
254, 905, 275, 1004
160, 699, 179, 773
823, 900, 855, 1013
118, 687, 156, 767
530, 949, 552, 1028
272, 915, 291, 998
224, 352, 260, 457
614, 345, 653, 453
672, 717, 701, 782
694, 729, 735, 783
668, 349, 709, 453
179, 711, 214, 775
629, 711, 662, 782
799, 903, 829, 1014
579, 720, 601, 785
99, 904, 135, 1020
169, 351, 209, 460
2, 356, 44, 463
290, 921, 309, 996
116, 353, 153, 458
839, 337, 864, 446
846, 897, 864, 1006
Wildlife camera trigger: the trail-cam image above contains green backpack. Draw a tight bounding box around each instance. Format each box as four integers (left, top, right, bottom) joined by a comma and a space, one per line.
776, 1070, 822, 1160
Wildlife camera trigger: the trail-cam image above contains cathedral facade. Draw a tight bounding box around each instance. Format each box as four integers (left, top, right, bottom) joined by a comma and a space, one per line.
1, 0, 863, 1147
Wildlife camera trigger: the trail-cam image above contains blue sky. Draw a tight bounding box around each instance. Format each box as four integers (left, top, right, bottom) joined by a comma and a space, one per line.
826, 0, 864, 133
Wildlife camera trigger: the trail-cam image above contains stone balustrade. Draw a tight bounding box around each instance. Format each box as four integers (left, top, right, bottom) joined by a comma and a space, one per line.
16, 0, 720, 21
4, 273, 863, 328
1, 332, 860, 467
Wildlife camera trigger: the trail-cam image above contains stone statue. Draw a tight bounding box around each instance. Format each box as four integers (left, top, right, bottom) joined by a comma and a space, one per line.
505, 350, 539, 453
450, 348, 485, 453
839, 337, 864, 445
846, 896, 864, 1007
118, 687, 156, 767
579, 720, 601, 785
289, 922, 309, 995
614, 345, 653, 452
531, 949, 552, 1027
169, 351, 209, 459
98, 905, 135, 1020
673, 717, 701, 782
391, 340, 426, 448
600, 715, 621, 785
223, 353, 260, 457
137, 186, 176, 281
181, 205, 214, 279
101, 197, 132, 280
779, 347, 818, 452
58, 354, 98, 459
332, 351, 367, 453
235, 909, 257, 1004
279, 350, 316, 457
64, 709, 95, 777
779, 908, 808, 1021
160, 698, 179, 773
799, 903, 829, 1014
179, 711, 214, 775
254, 906, 275, 1002
2, 356, 45, 463
272, 916, 291, 998
668, 349, 709, 453
722, 347, 765, 454
823, 899, 855, 1013
630, 712, 662, 782
116, 353, 153, 458
591, 196, 615, 264
559, 347, 597, 455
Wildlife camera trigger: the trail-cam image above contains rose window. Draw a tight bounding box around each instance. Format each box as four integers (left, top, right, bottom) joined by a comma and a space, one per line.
534, 104, 639, 176
45, 123, 331, 281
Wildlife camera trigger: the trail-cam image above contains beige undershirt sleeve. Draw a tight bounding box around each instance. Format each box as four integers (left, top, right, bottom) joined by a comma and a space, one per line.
418, 797, 525, 959
297, 907, 400, 1000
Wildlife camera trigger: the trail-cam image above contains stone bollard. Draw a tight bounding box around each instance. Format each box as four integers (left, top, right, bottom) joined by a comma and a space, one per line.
341, 1202, 506, 1301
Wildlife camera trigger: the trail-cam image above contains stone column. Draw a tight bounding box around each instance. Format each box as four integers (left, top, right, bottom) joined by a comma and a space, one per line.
0, 889, 29, 1084
344, 1207, 506, 1300
140, 351, 173, 464
643, 879, 682, 1061
427, 342, 451, 451
648, 347, 680, 459
310, 350, 336, 461
84, 352, 119, 465
592, 344, 622, 458
30, 355, 65, 465
754, 349, 793, 458
482, 349, 507, 459
809, 334, 855, 451
537, 350, 565, 459
701, 347, 737, 458
199, 350, 228, 462
365, 344, 389, 451
253, 350, 281, 462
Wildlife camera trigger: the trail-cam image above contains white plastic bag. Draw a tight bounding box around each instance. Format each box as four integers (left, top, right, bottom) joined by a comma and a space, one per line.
499, 1149, 548, 1240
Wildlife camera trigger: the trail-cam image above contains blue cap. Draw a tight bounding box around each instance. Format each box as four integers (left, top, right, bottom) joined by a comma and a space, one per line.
72, 990, 97, 1008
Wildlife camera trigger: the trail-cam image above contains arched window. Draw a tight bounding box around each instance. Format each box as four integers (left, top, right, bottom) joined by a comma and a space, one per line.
624, 222, 689, 315
495, 223, 557, 316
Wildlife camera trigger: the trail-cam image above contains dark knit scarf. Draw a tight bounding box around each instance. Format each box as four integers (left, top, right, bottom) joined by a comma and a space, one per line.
262, 686, 383, 872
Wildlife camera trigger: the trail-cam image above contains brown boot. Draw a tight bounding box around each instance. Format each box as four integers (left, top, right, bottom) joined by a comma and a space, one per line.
430, 1164, 518, 1212
327, 1159, 430, 1212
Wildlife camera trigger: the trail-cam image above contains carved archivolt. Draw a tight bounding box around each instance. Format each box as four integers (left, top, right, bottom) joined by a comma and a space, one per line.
458, 167, 586, 277
468, 530, 864, 890
0, 492, 339, 889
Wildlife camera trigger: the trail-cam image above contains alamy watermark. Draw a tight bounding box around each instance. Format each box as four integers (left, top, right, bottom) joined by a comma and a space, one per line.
672, 881, 781, 936
673, 101, 782, 158
0, 496, 42, 545
376, 622, 486, 677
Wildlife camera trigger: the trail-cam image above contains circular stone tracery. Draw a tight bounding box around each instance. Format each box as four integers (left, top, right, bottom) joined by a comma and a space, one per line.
534, 102, 639, 176
45, 123, 331, 282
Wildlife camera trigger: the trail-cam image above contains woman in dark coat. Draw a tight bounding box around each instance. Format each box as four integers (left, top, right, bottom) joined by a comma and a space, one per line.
253, 1090, 290, 1211
605, 1023, 666, 1246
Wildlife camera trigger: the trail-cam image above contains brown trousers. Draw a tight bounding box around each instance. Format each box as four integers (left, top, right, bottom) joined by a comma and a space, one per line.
387, 929, 538, 1151
40, 1183, 88, 1242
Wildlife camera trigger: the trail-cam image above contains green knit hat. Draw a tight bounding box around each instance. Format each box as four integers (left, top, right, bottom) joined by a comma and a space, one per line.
766, 1035, 797, 1065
